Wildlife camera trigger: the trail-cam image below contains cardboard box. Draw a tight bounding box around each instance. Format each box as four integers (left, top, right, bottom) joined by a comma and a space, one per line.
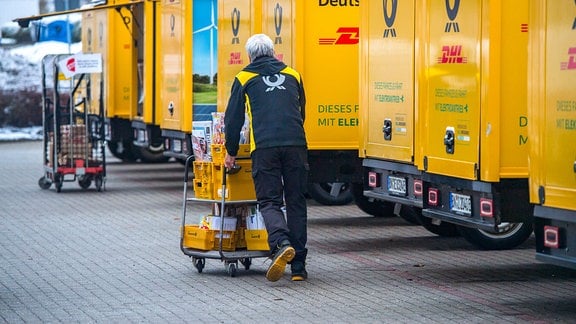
205, 216, 237, 231
246, 206, 266, 230
236, 227, 247, 249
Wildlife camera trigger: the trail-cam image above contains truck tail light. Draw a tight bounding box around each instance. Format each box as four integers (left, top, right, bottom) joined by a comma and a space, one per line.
428, 188, 439, 206
368, 172, 379, 188
479, 198, 493, 218
413, 179, 423, 197
544, 226, 559, 249
164, 138, 170, 150
182, 139, 188, 153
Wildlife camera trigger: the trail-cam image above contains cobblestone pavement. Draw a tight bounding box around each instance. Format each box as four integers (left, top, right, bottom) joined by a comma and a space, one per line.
1, 141, 576, 323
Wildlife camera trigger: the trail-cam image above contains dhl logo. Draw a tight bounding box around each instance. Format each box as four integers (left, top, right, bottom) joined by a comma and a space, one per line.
437, 45, 467, 64
319, 27, 359, 45
560, 47, 576, 70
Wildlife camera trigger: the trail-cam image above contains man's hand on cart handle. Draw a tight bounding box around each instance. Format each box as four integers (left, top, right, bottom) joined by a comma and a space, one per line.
224, 153, 236, 170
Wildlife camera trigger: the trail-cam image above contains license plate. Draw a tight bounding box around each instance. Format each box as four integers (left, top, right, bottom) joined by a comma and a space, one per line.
449, 192, 471, 215
173, 139, 182, 153
387, 176, 407, 196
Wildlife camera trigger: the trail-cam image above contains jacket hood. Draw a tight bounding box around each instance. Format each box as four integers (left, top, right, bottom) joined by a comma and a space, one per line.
244, 56, 287, 75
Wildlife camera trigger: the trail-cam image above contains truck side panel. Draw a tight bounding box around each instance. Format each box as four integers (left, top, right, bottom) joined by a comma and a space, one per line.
529, 0, 576, 269
260, 0, 360, 151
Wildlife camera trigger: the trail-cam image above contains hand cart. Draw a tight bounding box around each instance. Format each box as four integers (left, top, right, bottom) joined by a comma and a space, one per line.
180, 155, 270, 277
37, 54, 106, 192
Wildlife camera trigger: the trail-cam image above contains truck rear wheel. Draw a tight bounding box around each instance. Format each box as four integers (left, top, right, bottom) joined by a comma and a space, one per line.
457, 222, 533, 250
413, 209, 461, 237
133, 143, 169, 163
396, 205, 425, 225
307, 182, 354, 206
107, 140, 137, 162
350, 183, 394, 217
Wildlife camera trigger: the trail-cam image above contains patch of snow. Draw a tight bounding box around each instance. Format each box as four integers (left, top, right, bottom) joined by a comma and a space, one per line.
0, 41, 81, 92
0, 126, 43, 141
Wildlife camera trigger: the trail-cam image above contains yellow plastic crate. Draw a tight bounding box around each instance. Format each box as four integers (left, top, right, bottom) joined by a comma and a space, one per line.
182, 225, 236, 251
193, 180, 214, 199
245, 229, 269, 251
212, 160, 256, 201
193, 161, 214, 199
193, 161, 212, 181
211, 144, 251, 165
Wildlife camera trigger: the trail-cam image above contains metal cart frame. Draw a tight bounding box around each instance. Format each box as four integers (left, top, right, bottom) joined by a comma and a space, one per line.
180, 155, 270, 277
37, 54, 106, 192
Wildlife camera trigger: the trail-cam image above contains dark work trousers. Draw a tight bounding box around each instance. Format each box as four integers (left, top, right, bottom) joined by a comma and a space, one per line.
251, 146, 309, 263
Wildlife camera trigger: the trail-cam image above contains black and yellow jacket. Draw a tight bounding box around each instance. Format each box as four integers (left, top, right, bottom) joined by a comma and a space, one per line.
224, 56, 307, 156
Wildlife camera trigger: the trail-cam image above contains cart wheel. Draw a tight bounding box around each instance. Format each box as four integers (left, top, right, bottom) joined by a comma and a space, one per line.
78, 176, 92, 189
193, 257, 205, 273
94, 175, 103, 192
240, 258, 252, 270
38, 176, 52, 190
226, 262, 238, 277
54, 174, 63, 193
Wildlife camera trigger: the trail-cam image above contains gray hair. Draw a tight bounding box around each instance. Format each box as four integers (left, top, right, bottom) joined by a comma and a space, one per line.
245, 34, 275, 61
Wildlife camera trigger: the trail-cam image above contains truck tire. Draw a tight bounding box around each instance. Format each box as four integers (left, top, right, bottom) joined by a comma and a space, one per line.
307, 182, 354, 206
133, 143, 169, 163
350, 183, 394, 217
396, 205, 424, 225
413, 209, 461, 237
107, 140, 137, 162
457, 222, 533, 250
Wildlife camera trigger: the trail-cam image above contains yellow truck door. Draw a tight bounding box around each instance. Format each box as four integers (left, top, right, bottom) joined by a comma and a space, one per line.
158, 0, 193, 132
360, 0, 415, 162
217, 0, 262, 112
419, 0, 481, 180
83, 7, 136, 121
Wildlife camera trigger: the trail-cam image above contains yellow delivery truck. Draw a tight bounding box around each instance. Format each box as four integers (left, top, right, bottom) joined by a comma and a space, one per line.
21, 0, 167, 163
82, 0, 166, 163
528, 0, 576, 268
417, 0, 533, 249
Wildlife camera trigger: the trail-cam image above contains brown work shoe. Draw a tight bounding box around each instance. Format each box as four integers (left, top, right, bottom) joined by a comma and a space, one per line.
265, 242, 295, 282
